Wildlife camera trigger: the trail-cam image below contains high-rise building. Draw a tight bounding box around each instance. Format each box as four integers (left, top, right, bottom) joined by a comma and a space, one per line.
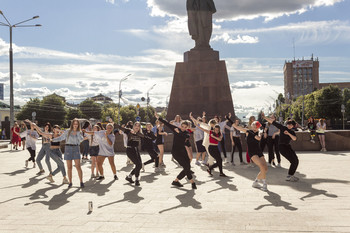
284, 57, 319, 102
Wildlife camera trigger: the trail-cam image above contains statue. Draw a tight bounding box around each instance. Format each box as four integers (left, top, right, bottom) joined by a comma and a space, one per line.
187, 0, 216, 49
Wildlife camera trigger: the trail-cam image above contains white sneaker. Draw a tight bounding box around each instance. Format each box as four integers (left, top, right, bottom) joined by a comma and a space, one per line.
25, 160, 28, 168
310, 139, 315, 143
248, 163, 255, 168
286, 175, 299, 182
142, 163, 145, 172
62, 177, 69, 184
46, 175, 54, 183
252, 181, 262, 189
261, 183, 268, 191
195, 161, 201, 166
224, 158, 229, 164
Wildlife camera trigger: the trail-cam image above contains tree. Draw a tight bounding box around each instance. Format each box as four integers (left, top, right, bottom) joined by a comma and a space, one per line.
66, 108, 83, 121
40, 94, 66, 126
119, 105, 137, 124
16, 98, 41, 121
315, 85, 342, 119
79, 99, 102, 120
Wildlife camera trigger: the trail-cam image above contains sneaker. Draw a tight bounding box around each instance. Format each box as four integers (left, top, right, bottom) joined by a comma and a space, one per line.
286, 175, 299, 182
114, 175, 118, 180
68, 183, 73, 188
171, 181, 183, 187
96, 176, 105, 181
224, 158, 229, 164
323, 148, 327, 152
125, 176, 134, 184
195, 161, 201, 166
310, 139, 315, 143
248, 163, 255, 168
80, 182, 84, 188
154, 167, 160, 172
201, 161, 207, 165
91, 174, 95, 179
191, 183, 197, 189
206, 168, 213, 176
219, 173, 228, 177
252, 181, 262, 189
25, 160, 28, 168
261, 183, 268, 192
46, 175, 54, 183
36, 169, 45, 175
141, 163, 145, 172
62, 178, 69, 184
33, 162, 36, 168
135, 180, 140, 186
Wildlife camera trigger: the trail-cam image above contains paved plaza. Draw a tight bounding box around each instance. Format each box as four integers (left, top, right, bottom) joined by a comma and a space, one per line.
0, 143, 349, 233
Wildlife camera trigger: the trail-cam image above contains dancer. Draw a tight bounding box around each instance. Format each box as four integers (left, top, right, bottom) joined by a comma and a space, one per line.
23, 121, 39, 168
155, 112, 197, 189
228, 117, 268, 191
216, 116, 230, 163
115, 122, 145, 186
191, 113, 227, 177
81, 121, 91, 160
88, 124, 100, 178
32, 122, 69, 184
193, 117, 206, 166
52, 119, 84, 188
141, 123, 159, 172
262, 113, 299, 182
230, 119, 245, 165
246, 116, 256, 167
35, 123, 53, 176
317, 119, 327, 152
84, 122, 117, 181
266, 114, 281, 167
185, 121, 194, 166
20, 122, 27, 150
154, 120, 167, 169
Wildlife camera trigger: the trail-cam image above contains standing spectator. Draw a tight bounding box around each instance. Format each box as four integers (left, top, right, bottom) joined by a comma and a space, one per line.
266, 114, 281, 167
19, 122, 27, 150
11, 122, 21, 150
317, 119, 327, 152
2, 128, 6, 139
307, 116, 316, 143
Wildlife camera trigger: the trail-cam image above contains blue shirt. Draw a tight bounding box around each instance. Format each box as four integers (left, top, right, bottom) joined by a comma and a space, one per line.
52, 130, 84, 145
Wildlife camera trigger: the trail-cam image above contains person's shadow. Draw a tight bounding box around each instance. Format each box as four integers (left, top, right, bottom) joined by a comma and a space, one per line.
98, 186, 144, 209
159, 188, 201, 214
83, 179, 115, 196
207, 176, 238, 193
0, 175, 46, 190
255, 190, 298, 211
2, 168, 28, 176
119, 164, 134, 173
141, 172, 159, 184
25, 187, 80, 210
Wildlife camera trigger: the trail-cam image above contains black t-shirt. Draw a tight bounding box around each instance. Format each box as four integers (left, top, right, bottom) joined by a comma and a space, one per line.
142, 129, 156, 150
272, 121, 296, 145
159, 118, 189, 152
246, 130, 261, 154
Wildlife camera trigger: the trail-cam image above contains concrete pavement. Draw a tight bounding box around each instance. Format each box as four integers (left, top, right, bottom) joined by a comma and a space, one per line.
0, 143, 349, 233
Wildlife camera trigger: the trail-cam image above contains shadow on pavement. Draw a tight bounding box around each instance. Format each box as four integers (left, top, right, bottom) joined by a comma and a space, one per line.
98, 186, 144, 208
159, 188, 201, 214
83, 179, 115, 196
207, 176, 238, 193
0, 176, 46, 190
255, 191, 298, 211
141, 172, 159, 184
2, 168, 29, 176
119, 164, 134, 173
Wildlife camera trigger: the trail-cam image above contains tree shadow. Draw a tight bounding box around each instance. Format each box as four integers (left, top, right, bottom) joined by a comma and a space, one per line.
159, 188, 201, 214
207, 177, 238, 193
82, 179, 115, 196
98, 186, 144, 208
25, 187, 80, 210
255, 190, 298, 211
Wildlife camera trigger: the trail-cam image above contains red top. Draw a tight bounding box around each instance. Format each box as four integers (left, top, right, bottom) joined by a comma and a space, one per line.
209, 131, 219, 145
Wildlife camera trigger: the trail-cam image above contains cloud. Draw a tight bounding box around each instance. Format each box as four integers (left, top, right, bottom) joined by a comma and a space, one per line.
90, 82, 109, 87
231, 81, 269, 89
212, 33, 259, 44
29, 73, 43, 81
146, 0, 343, 21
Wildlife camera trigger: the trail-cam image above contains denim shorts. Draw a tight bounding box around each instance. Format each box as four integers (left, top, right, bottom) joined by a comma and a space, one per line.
64, 145, 81, 160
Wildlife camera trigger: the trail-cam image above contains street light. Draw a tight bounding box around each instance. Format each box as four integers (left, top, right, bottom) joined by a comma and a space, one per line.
0, 11, 41, 137
117, 74, 132, 124
143, 84, 156, 122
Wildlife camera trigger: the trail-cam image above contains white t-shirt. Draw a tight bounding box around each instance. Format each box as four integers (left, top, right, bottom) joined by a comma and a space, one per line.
94, 130, 115, 156
218, 121, 227, 133
193, 127, 204, 142
26, 130, 39, 150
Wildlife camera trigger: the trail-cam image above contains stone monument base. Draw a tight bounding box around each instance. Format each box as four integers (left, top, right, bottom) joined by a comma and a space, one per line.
167, 49, 235, 121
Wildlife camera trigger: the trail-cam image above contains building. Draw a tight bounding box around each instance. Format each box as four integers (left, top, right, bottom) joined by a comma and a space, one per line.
284, 57, 319, 102
91, 94, 113, 105
319, 82, 350, 90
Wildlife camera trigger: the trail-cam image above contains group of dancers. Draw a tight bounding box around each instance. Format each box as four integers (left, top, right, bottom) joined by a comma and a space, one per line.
17, 110, 300, 191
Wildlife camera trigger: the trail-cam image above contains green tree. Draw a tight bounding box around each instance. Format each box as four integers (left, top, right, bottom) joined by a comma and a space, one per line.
315, 85, 342, 119
101, 103, 119, 122
40, 94, 66, 125
139, 106, 156, 123
66, 108, 83, 120
16, 98, 41, 121
79, 99, 102, 120
119, 105, 137, 124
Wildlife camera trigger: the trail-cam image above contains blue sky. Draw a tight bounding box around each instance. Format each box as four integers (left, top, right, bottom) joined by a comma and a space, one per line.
0, 0, 349, 118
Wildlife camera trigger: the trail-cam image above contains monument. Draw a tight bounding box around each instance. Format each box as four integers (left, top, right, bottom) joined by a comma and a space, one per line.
167, 0, 235, 120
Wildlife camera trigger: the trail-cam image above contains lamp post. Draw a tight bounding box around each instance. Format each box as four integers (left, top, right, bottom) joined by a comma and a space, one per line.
117, 74, 132, 124
0, 11, 41, 134
144, 84, 156, 122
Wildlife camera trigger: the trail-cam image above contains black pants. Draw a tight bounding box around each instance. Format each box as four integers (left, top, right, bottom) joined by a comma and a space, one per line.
173, 149, 193, 180
219, 136, 227, 158
267, 136, 281, 163
126, 147, 142, 178
27, 147, 36, 162
231, 137, 243, 163
279, 144, 299, 176
144, 149, 159, 167
208, 145, 223, 174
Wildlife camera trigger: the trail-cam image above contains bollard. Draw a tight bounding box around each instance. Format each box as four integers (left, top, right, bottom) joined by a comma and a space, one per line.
88, 201, 93, 212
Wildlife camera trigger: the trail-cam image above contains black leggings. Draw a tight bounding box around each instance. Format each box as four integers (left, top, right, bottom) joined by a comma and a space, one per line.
173, 149, 193, 180
267, 136, 281, 163
27, 147, 36, 162
219, 136, 227, 158
144, 149, 159, 167
231, 137, 243, 163
208, 145, 223, 174
126, 147, 142, 178
279, 144, 299, 176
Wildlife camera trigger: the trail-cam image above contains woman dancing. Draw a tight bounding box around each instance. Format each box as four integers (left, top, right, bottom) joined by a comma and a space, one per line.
35, 123, 53, 176
24, 122, 39, 168
88, 124, 101, 178
52, 119, 84, 188
142, 123, 159, 172
154, 120, 167, 170
155, 112, 197, 189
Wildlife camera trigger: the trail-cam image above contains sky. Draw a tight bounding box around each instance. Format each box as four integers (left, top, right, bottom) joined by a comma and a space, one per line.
0, 0, 349, 118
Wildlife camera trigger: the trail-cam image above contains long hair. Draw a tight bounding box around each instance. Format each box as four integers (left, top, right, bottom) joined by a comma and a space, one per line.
67, 118, 81, 141
44, 122, 52, 132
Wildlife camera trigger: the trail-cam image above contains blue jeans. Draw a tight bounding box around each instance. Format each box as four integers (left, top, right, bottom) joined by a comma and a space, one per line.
50, 148, 66, 177
36, 143, 52, 172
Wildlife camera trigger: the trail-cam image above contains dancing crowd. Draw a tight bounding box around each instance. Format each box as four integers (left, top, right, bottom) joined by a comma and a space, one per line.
10, 111, 310, 192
